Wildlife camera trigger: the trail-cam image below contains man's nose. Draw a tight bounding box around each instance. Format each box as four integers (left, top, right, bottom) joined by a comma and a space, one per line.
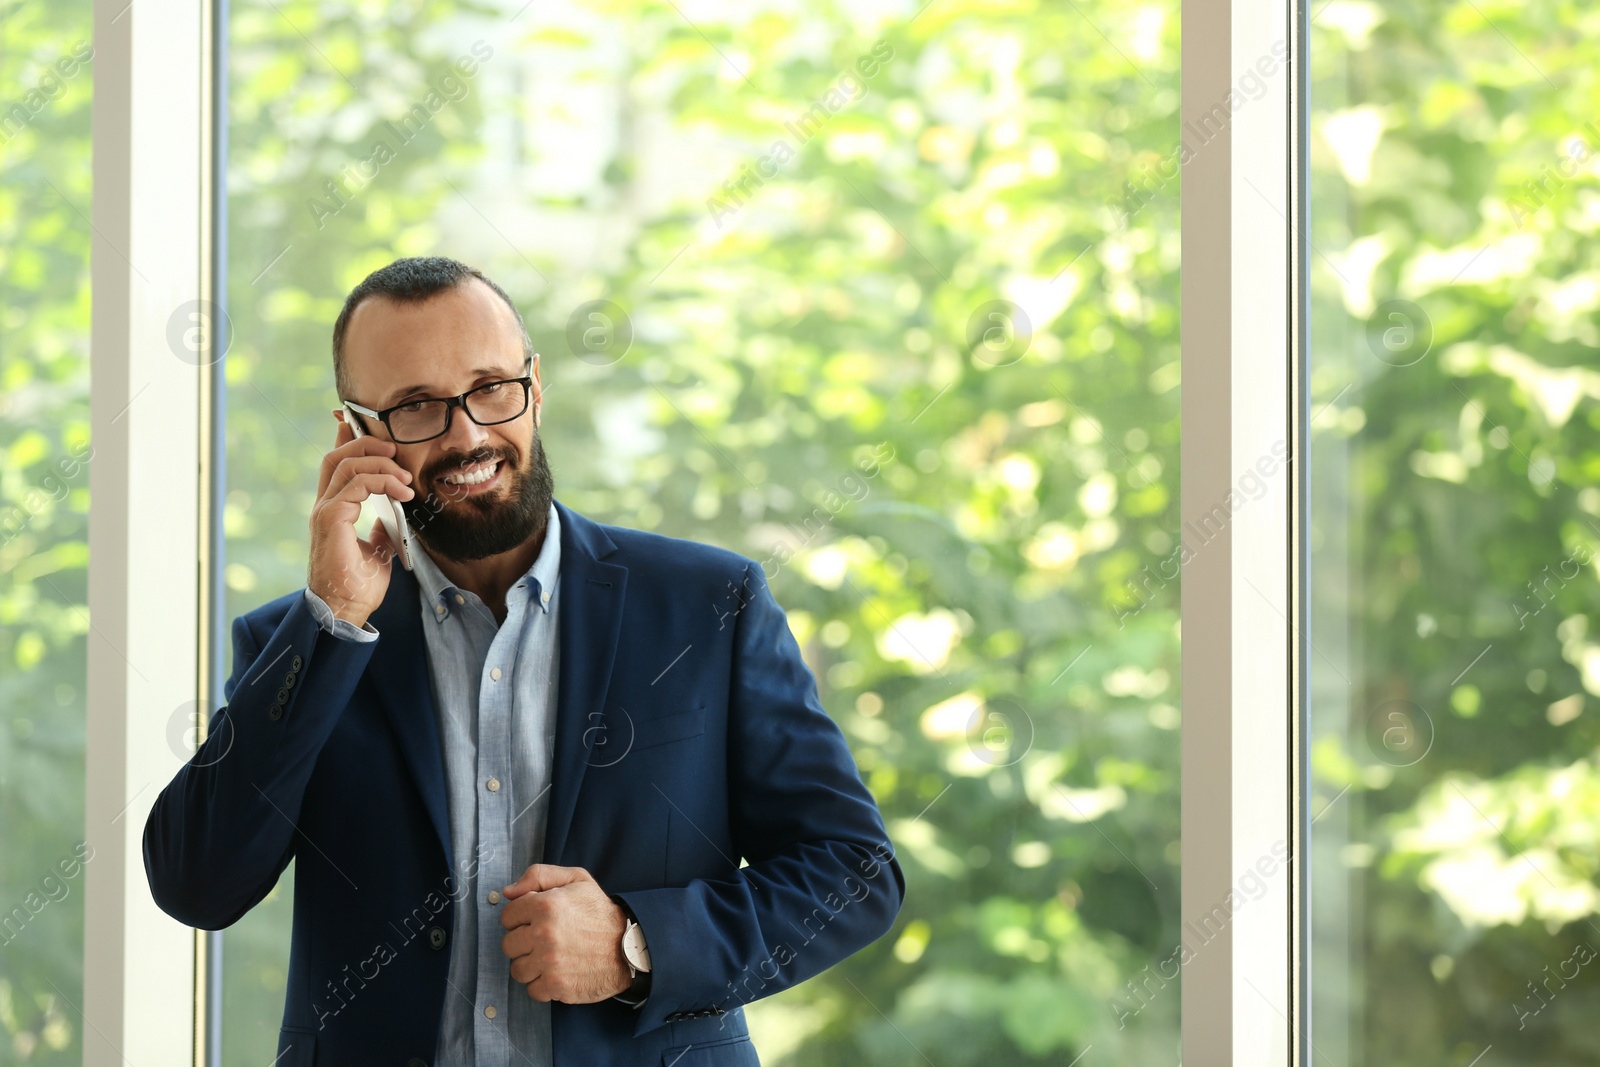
439, 401, 493, 454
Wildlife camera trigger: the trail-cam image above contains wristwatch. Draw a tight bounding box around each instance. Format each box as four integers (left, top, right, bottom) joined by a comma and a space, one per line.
612, 896, 652, 1006
623, 917, 652, 975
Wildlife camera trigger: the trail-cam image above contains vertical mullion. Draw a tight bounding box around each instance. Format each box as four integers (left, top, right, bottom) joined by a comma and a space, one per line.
1181, 0, 1299, 1060
199, 0, 230, 1061
1290, 0, 1311, 1061
1180, 0, 1236, 1055
86, 0, 207, 1062
196, 0, 215, 1054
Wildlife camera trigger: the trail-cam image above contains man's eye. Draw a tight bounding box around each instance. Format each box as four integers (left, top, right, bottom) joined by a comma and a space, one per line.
396, 401, 426, 414
480, 382, 504, 395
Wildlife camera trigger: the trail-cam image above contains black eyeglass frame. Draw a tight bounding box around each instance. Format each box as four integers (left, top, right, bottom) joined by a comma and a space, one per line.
341, 354, 538, 444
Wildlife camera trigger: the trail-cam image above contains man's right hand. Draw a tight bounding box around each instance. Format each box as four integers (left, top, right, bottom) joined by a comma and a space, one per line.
307, 414, 416, 629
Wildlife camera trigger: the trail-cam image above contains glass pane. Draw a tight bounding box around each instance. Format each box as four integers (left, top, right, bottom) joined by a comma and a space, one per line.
221, 0, 1180, 1062
1308, 2, 1593, 1062
0, 1, 95, 1061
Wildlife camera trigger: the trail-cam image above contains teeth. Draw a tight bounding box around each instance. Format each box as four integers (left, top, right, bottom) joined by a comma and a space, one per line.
443, 460, 499, 486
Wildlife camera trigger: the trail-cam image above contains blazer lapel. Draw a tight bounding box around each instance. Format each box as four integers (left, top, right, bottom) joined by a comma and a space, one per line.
358, 500, 628, 872
543, 500, 628, 865
366, 565, 453, 867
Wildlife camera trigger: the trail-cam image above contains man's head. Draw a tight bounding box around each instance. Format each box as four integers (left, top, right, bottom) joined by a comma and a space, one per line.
333, 256, 554, 563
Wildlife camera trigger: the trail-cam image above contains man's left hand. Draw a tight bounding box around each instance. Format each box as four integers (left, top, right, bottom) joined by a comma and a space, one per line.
499, 864, 631, 1004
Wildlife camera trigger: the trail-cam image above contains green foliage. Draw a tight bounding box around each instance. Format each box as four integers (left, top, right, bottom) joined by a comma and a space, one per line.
0, 0, 94, 1060
1308, 0, 1600, 1061
220, 1, 1181, 1062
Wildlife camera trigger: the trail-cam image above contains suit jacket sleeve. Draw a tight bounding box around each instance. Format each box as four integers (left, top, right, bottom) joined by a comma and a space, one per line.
143, 593, 380, 929
612, 563, 905, 1034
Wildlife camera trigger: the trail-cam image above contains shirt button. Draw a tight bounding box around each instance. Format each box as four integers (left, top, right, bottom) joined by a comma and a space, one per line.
434, 604, 445, 618
487, 890, 501, 905
455, 593, 466, 605
486, 777, 500, 792
490, 667, 502, 681
541, 592, 550, 606
484, 1005, 497, 1020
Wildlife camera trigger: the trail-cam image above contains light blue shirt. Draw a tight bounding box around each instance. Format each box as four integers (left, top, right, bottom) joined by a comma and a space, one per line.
303, 501, 561, 1067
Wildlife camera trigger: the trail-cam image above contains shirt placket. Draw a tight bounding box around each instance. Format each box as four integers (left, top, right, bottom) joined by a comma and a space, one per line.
473, 584, 528, 1060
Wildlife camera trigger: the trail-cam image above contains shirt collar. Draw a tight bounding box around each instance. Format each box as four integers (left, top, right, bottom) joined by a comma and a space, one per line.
411, 501, 561, 623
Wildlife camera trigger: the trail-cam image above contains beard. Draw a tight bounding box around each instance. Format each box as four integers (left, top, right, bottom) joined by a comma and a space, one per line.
401, 423, 555, 563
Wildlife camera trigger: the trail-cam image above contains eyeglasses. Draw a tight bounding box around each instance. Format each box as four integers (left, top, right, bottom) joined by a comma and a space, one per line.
342, 356, 536, 444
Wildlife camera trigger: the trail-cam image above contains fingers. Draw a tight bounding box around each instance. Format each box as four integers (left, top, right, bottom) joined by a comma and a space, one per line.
513, 970, 609, 1005
319, 415, 358, 500
503, 863, 591, 900
502, 922, 545, 962
318, 428, 402, 502
327, 467, 415, 508
510, 955, 542, 985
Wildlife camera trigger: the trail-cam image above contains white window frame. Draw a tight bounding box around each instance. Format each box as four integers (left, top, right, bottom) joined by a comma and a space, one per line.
1180, 0, 1304, 1061
85, 0, 216, 1060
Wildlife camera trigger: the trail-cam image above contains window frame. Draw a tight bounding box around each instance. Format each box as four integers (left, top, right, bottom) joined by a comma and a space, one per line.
84, 0, 216, 1058
1178, 0, 1306, 1061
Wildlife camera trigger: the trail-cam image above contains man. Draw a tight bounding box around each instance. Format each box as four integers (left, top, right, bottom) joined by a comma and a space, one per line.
144, 256, 904, 1066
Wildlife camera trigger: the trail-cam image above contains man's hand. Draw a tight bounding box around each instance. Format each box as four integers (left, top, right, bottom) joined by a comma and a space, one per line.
499, 864, 631, 1004
307, 413, 415, 628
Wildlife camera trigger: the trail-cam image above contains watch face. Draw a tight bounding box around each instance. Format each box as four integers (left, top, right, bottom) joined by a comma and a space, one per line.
624, 923, 652, 972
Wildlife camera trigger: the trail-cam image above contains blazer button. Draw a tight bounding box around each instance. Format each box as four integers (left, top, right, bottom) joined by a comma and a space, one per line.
283, 671, 296, 689
291, 655, 303, 671
267, 704, 282, 721
275, 687, 289, 704
428, 926, 446, 950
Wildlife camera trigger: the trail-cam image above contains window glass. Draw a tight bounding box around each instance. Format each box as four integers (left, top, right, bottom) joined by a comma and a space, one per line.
1308, 3, 1595, 1060
223, 1, 1181, 1061
0, 1, 95, 1062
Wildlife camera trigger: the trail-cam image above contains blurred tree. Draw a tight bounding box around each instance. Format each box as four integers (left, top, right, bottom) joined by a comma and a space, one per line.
221, 1, 1183, 1063
1307, 1, 1600, 1063
0, 0, 94, 1061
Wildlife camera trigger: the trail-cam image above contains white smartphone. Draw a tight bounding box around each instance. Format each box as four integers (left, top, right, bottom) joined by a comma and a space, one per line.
339, 408, 415, 572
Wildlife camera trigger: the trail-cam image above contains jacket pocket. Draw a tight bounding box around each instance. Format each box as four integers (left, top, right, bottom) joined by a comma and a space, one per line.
629, 706, 707, 751
661, 1035, 759, 1066
660, 1009, 757, 1065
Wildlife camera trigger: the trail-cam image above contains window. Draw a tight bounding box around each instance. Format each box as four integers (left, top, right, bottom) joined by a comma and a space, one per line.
1307, 2, 1597, 1062
219, 0, 1179, 1062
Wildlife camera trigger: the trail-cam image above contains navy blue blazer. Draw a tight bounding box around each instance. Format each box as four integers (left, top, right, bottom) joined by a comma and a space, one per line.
144, 499, 903, 1066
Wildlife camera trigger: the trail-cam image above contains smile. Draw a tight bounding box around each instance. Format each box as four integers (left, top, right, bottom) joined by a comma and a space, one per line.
439, 459, 503, 493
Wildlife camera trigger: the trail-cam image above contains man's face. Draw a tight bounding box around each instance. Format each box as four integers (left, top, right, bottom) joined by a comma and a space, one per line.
341, 277, 554, 562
